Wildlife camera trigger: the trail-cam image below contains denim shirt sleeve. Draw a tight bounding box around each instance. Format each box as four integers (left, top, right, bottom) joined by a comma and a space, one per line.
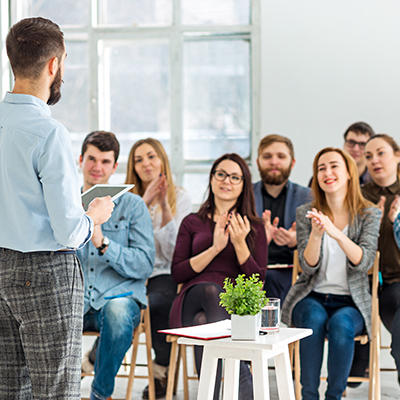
394, 213, 400, 251
102, 195, 155, 280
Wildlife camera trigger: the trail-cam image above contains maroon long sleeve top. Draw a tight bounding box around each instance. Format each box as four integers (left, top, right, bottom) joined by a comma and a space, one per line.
169, 213, 268, 328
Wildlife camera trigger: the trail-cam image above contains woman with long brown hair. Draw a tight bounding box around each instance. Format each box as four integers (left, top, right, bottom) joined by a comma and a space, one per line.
282, 147, 381, 400
169, 153, 267, 400
362, 134, 400, 383
125, 138, 192, 398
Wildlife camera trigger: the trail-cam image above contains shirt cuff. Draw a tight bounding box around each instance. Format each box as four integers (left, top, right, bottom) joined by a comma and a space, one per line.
76, 214, 94, 250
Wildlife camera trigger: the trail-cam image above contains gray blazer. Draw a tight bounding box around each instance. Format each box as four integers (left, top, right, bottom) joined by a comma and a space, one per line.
281, 203, 381, 339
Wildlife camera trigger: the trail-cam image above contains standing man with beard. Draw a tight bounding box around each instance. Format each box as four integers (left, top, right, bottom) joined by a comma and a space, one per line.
0, 18, 114, 399
253, 134, 310, 303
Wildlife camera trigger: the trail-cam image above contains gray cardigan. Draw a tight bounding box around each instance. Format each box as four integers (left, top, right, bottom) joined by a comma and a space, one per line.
281, 203, 381, 339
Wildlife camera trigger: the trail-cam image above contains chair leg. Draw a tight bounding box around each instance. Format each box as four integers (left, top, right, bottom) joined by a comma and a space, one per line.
143, 308, 156, 400
166, 340, 179, 400
173, 344, 182, 395
125, 327, 141, 400
181, 344, 190, 400
294, 340, 301, 400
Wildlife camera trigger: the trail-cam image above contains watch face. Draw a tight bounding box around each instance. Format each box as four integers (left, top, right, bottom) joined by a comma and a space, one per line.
103, 236, 110, 246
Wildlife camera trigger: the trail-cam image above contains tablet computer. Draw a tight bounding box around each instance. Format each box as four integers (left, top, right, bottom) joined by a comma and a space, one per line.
81, 184, 135, 211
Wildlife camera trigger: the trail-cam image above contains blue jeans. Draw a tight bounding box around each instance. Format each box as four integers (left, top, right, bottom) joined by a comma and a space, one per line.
292, 292, 365, 400
83, 297, 141, 400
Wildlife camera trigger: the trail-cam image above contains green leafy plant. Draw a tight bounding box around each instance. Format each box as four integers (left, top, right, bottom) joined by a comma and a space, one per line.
219, 274, 267, 316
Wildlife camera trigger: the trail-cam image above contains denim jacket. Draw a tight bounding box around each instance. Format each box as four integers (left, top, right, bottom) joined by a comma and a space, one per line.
77, 192, 155, 314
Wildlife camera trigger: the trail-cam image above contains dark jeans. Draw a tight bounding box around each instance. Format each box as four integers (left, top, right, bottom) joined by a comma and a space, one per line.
263, 267, 293, 303
292, 292, 365, 400
147, 274, 177, 367
350, 281, 400, 380
380, 281, 400, 373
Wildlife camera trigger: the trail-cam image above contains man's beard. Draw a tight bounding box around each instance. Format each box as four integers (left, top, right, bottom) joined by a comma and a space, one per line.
47, 67, 63, 106
259, 165, 292, 185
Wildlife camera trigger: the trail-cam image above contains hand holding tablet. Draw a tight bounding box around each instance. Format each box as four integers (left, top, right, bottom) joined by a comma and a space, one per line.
81, 184, 134, 211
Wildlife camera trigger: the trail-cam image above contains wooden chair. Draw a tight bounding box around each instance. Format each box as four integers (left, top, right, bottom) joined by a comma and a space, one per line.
291, 250, 381, 400
81, 305, 156, 400
164, 283, 198, 400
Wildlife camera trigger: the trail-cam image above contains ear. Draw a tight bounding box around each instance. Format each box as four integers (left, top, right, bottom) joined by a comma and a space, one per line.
291, 157, 296, 170
48, 57, 58, 76
256, 158, 260, 169
79, 154, 83, 169
111, 161, 119, 175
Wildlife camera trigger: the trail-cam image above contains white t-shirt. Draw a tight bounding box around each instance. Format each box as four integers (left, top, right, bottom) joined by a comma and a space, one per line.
313, 226, 350, 295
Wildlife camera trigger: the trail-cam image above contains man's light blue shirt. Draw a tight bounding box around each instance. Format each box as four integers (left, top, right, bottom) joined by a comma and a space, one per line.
77, 192, 155, 314
0, 92, 93, 252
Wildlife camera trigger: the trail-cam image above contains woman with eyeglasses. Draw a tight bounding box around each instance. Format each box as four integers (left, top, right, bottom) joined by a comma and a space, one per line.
361, 134, 400, 383
169, 153, 267, 400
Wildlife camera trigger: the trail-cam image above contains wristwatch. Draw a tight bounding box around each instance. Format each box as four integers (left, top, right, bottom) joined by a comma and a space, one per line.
97, 236, 110, 256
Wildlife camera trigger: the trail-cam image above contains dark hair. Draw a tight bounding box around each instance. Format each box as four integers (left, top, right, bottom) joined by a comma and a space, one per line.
311, 147, 374, 222
81, 131, 120, 164
343, 122, 375, 140
6, 17, 65, 80
197, 153, 261, 251
258, 134, 294, 160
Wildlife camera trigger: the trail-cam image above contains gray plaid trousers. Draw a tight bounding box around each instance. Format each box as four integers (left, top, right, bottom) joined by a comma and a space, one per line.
0, 248, 84, 400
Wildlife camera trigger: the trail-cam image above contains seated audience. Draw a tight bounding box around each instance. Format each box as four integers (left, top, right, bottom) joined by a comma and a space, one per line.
170, 153, 267, 400
78, 131, 155, 400
253, 134, 310, 302
282, 147, 381, 400
125, 138, 192, 399
308, 122, 375, 187
362, 134, 400, 383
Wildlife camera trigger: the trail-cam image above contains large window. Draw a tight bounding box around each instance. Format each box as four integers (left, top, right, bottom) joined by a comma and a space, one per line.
4, 0, 260, 205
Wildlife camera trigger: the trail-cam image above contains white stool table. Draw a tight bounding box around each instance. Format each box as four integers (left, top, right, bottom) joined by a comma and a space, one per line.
178, 327, 312, 400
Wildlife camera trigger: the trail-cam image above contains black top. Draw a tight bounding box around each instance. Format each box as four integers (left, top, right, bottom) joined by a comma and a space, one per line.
262, 183, 293, 265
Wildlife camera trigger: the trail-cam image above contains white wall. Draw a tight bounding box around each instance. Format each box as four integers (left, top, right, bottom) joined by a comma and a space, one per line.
260, 0, 400, 186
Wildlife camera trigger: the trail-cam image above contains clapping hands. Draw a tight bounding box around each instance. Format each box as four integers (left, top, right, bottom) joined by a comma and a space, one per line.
378, 195, 400, 223
306, 208, 340, 239
262, 209, 297, 247
142, 173, 168, 207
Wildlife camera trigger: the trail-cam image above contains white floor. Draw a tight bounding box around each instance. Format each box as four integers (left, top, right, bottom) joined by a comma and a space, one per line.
81, 325, 400, 399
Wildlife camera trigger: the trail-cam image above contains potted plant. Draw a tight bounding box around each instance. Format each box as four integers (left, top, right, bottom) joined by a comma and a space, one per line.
219, 273, 267, 340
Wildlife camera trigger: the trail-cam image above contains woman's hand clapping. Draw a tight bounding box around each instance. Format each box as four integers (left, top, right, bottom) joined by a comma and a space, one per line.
306, 208, 341, 240
142, 173, 168, 207
228, 212, 251, 247
212, 212, 230, 253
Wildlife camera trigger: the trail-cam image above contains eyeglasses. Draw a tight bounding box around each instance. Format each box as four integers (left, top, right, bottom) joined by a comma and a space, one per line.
213, 170, 243, 185
344, 139, 367, 149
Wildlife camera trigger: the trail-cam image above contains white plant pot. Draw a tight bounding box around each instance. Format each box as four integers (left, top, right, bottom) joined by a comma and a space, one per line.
231, 313, 260, 341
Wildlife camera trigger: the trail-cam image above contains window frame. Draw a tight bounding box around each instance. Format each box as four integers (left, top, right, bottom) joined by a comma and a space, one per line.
5, 0, 261, 206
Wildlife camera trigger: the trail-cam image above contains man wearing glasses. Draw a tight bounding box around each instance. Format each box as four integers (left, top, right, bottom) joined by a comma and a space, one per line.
343, 122, 375, 185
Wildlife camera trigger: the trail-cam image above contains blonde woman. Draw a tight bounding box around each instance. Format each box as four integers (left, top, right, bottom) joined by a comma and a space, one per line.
125, 138, 192, 399
282, 148, 381, 400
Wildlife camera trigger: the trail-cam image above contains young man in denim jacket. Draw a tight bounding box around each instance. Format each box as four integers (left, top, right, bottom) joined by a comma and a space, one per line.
78, 131, 155, 400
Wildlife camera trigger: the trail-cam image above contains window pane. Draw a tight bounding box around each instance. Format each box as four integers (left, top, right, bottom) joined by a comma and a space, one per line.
51, 41, 89, 157
183, 40, 251, 161
182, 0, 250, 25
104, 41, 170, 160
183, 173, 209, 205
31, 0, 89, 26
98, 0, 172, 26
